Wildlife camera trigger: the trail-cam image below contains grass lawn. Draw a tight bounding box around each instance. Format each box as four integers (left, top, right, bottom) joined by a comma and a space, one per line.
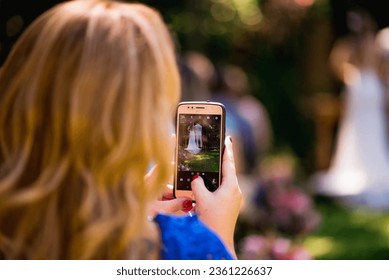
183, 150, 219, 172
304, 197, 389, 259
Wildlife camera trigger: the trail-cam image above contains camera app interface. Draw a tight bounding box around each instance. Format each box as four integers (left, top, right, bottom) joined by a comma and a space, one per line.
177, 113, 222, 192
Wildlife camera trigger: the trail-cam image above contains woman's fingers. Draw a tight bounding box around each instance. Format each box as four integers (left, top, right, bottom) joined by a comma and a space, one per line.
188, 136, 241, 258
151, 182, 193, 216
221, 136, 238, 185
151, 198, 193, 215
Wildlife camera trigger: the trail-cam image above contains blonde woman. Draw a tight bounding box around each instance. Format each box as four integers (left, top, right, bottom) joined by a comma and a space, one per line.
0, 0, 242, 259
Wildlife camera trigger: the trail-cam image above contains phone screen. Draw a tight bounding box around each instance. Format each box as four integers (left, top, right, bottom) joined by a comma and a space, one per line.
176, 113, 222, 192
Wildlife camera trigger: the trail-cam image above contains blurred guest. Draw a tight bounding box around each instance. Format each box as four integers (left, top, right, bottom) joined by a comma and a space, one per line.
179, 51, 214, 102
314, 7, 389, 209
179, 55, 253, 175
233, 72, 273, 165
209, 64, 265, 175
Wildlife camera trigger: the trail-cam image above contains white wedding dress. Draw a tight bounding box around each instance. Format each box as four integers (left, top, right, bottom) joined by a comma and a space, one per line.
316, 69, 389, 209
185, 129, 201, 154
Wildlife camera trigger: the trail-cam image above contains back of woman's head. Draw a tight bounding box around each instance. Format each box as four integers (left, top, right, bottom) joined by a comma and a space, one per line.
0, 0, 180, 259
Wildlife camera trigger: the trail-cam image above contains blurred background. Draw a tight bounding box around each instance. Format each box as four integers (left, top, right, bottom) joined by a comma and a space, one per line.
2, 0, 389, 259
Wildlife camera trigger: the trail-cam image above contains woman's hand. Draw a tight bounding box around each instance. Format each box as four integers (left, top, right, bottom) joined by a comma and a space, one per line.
146, 163, 193, 217
149, 183, 193, 216
191, 136, 243, 258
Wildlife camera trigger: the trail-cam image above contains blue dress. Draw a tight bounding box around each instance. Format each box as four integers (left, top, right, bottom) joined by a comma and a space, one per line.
154, 213, 234, 260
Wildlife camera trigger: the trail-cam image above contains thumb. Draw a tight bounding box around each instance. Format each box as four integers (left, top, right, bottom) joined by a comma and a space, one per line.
191, 175, 209, 202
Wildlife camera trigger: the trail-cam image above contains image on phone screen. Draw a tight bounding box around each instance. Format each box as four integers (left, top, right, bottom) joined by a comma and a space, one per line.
176, 113, 222, 192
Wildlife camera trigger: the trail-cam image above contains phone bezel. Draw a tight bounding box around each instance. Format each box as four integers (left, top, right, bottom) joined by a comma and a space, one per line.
173, 101, 226, 201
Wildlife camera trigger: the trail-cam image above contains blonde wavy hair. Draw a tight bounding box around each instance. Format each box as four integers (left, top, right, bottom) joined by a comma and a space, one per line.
0, 0, 180, 259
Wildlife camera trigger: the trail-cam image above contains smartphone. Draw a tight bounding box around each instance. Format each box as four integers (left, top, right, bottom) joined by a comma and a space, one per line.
174, 101, 226, 201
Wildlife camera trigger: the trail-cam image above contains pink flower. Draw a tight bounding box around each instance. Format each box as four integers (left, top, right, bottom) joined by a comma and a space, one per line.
271, 238, 291, 259
240, 235, 269, 260
287, 188, 312, 215
288, 247, 312, 260
239, 235, 313, 260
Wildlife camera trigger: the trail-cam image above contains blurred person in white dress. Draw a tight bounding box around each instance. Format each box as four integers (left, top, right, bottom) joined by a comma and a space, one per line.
376, 27, 389, 139
314, 8, 389, 209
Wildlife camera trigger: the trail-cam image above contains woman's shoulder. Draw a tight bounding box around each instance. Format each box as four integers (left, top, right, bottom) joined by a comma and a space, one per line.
154, 213, 234, 260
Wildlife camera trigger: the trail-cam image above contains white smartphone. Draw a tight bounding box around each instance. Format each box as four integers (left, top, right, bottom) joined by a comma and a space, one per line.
173, 101, 226, 201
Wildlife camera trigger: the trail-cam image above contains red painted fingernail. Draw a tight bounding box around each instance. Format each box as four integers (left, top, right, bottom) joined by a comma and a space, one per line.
182, 200, 193, 212
162, 193, 174, 201
191, 175, 199, 182
229, 136, 233, 143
